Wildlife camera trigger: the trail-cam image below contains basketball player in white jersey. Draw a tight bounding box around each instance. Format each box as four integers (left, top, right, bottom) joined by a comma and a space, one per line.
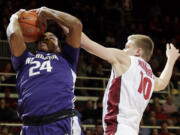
80, 33, 180, 135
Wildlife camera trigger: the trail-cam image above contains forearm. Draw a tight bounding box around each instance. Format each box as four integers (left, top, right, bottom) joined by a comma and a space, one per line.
81, 33, 96, 55
81, 33, 105, 56
7, 14, 22, 39
40, 7, 82, 48
44, 8, 82, 30
81, 33, 116, 63
155, 44, 180, 91
159, 59, 175, 88
6, 13, 26, 56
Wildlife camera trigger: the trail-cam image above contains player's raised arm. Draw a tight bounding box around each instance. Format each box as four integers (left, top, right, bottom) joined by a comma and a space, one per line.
36, 7, 82, 48
81, 32, 130, 65
154, 43, 180, 91
6, 10, 26, 57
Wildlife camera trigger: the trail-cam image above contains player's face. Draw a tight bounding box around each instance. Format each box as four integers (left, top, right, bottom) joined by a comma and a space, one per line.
123, 40, 139, 56
38, 32, 60, 53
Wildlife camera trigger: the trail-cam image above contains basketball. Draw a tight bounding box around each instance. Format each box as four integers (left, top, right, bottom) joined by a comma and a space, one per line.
18, 10, 45, 43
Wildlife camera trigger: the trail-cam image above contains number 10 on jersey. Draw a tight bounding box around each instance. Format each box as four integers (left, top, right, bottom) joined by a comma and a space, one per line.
138, 71, 152, 100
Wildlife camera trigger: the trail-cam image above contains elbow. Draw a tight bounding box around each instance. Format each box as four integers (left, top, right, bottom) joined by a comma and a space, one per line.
159, 85, 167, 91
155, 81, 168, 91
160, 79, 169, 90
71, 18, 82, 31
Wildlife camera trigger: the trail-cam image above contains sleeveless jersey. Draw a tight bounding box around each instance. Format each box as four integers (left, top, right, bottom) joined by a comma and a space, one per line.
103, 56, 154, 135
11, 43, 79, 119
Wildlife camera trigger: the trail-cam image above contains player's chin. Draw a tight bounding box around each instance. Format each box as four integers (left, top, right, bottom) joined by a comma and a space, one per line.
48, 45, 61, 53
47, 47, 58, 53
46, 43, 56, 52
38, 44, 48, 52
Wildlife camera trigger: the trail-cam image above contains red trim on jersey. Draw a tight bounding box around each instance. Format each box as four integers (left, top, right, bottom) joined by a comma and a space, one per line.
104, 77, 121, 135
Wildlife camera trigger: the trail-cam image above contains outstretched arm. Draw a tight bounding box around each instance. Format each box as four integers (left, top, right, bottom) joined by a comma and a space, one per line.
36, 7, 82, 48
81, 32, 131, 77
6, 10, 26, 57
154, 43, 180, 91
81, 32, 130, 64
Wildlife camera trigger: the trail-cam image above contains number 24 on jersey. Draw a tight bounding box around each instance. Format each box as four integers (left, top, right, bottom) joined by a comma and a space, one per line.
29, 60, 53, 77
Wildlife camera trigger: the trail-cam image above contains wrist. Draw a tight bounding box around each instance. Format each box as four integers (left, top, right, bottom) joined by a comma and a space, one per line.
167, 58, 175, 65
45, 8, 55, 20
41, 7, 52, 20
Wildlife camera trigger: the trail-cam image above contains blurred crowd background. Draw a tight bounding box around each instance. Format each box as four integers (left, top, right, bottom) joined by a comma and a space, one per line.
0, 0, 180, 135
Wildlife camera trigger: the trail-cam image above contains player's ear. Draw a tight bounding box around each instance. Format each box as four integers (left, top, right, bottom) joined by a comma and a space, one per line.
135, 48, 143, 57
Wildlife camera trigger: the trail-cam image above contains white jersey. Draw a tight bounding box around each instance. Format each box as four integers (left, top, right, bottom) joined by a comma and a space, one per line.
103, 56, 154, 135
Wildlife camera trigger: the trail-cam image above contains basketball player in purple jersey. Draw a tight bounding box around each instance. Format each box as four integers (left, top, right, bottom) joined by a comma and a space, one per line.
6, 7, 83, 135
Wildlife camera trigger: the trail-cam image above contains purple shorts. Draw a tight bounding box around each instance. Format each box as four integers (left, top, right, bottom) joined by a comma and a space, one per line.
20, 116, 84, 135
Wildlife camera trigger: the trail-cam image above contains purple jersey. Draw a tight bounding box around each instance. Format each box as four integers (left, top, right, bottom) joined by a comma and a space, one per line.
11, 43, 80, 119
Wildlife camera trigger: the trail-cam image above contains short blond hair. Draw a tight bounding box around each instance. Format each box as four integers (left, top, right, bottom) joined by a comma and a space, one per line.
128, 34, 154, 62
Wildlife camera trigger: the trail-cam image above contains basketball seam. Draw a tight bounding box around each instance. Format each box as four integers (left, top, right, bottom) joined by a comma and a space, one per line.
22, 11, 37, 17
23, 33, 39, 37
19, 22, 37, 27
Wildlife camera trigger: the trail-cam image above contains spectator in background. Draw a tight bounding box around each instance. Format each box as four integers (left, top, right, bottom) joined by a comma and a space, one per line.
0, 126, 12, 135
85, 129, 93, 135
166, 119, 174, 127
149, 16, 162, 37
148, 116, 159, 126
93, 124, 104, 135
0, 99, 15, 122
154, 104, 169, 121
150, 97, 161, 111
94, 64, 105, 77
171, 66, 180, 89
159, 121, 173, 135
151, 129, 159, 135
77, 54, 88, 76
0, 62, 14, 85
162, 16, 173, 40
162, 95, 178, 115
3, 88, 19, 122
150, 111, 156, 118
92, 64, 105, 88
4, 87, 13, 107
143, 104, 151, 124
139, 119, 151, 135
0, 17, 9, 40
175, 113, 180, 126
86, 56, 96, 76
105, 32, 116, 45
81, 100, 96, 124
94, 99, 103, 121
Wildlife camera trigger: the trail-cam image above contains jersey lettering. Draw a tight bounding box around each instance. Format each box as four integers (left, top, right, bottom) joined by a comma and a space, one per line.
138, 71, 152, 100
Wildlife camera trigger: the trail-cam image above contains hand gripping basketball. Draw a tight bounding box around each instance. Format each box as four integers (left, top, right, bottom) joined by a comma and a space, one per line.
18, 10, 46, 43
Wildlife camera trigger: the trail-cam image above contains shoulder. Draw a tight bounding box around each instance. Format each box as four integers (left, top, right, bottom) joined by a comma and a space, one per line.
109, 48, 130, 65
111, 53, 132, 77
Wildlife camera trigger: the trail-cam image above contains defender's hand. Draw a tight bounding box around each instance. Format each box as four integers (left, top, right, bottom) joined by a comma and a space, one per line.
31, 7, 47, 30
36, 7, 48, 22
166, 43, 180, 63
